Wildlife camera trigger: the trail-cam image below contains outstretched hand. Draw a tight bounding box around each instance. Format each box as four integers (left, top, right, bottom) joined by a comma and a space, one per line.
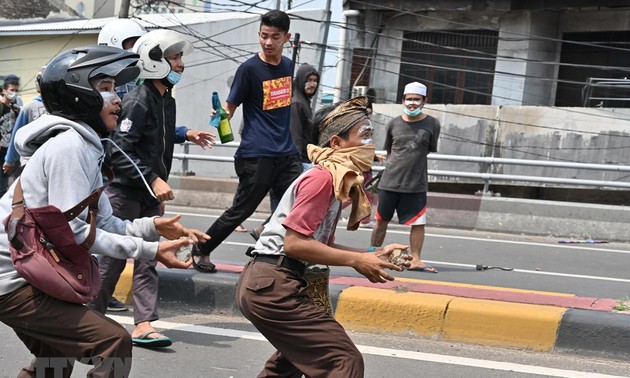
156, 238, 194, 269
353, 244, 411, 283
186, 130, 216, 150
375, 244, 411, 269
154, 214, 211, 243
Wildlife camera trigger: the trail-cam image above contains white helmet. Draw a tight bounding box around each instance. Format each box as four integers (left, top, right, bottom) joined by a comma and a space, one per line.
98, 18, 147, 50
133, 29, 194, 79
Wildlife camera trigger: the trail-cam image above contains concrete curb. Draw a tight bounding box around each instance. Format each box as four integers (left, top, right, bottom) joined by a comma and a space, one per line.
151, 265, 630, 360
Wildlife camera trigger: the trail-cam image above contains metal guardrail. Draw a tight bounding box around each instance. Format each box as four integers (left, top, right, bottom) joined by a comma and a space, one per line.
174, 142, 630, 193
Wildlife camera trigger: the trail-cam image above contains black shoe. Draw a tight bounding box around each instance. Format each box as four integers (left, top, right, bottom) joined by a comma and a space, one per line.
107, 297, 129, 312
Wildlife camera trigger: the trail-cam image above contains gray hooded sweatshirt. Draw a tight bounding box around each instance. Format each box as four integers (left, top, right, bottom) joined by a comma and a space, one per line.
0, 114, 159, 296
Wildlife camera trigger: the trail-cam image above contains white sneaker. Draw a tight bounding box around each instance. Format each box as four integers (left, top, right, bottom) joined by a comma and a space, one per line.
359, 222, 374, 229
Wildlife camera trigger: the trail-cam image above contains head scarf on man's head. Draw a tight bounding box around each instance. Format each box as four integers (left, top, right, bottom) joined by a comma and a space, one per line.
317, 96, 370, 146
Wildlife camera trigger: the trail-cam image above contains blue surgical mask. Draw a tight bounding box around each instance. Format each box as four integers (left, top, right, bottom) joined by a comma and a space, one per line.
166, 71, 182, 86
403, 107, 422, 117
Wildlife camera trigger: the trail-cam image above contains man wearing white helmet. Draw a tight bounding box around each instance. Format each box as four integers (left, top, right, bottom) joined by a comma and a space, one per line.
98, 18, 149, 313
98, 18, 147, 100
88, 29, 215, 348
370, 81, 441, 273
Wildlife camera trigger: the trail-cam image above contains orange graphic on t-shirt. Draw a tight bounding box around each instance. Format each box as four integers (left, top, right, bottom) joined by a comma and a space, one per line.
262, 76, 292, 110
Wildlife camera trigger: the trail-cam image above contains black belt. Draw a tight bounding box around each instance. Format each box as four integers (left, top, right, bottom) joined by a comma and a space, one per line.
253, 254, 306, 275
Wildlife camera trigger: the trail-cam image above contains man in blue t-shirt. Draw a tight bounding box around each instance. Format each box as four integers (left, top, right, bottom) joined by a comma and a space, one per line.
192, 10, 302, 272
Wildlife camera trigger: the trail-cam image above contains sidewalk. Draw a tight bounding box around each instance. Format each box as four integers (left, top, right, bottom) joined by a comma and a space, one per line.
114, 262, 630, 361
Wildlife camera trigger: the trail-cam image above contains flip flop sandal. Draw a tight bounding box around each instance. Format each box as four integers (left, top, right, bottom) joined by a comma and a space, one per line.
408, 265, 438, 273
131, 331, 172, 348
191, 245, 217, 273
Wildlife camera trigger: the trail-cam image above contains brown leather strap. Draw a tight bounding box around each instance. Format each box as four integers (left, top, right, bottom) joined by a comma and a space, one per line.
11, 164, 114, 251
80, 209, 97, 250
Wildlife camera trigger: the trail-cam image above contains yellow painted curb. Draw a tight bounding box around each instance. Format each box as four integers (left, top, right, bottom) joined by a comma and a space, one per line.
443, 297, 566, 351
395, 277, 574, 297
113, 262, 134, 305
335, 286, 451, 337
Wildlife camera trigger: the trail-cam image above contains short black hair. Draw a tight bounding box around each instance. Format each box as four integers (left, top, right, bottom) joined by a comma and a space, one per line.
261, 10, 290, 33
3, 74, 19, 89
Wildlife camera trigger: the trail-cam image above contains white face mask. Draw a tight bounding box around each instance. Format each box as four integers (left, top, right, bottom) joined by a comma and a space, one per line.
6, 90, 17, 102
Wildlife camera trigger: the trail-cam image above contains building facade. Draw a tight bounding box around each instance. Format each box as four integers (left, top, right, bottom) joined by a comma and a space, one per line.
341, 0, 630, 108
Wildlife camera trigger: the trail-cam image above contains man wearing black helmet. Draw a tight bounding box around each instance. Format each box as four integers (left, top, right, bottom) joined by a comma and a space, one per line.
89, 29, 215, 348
0, 45, 208, 377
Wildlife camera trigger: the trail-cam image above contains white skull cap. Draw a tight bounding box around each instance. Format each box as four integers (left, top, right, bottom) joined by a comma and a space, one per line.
403, 82, 427, 96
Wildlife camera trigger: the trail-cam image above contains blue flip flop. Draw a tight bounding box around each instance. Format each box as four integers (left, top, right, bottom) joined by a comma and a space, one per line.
408, 265, 438, 273
132, 331, 172, 348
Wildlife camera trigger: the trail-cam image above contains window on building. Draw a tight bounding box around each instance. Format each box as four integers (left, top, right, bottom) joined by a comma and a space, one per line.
398, 30, 498, 104
557, 31, 630, 108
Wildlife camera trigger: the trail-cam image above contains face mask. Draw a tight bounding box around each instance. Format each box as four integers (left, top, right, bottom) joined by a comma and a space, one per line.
348, 144, 376, 173
166, 71, 182, 86
6, 91, 17, 102
403, 107, 422, 117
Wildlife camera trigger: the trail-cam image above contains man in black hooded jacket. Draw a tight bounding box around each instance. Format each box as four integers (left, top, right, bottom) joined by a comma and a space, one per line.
290, 63, 319, 170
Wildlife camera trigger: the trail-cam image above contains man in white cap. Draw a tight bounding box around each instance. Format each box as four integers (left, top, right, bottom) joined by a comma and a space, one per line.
370, 81, 441, 272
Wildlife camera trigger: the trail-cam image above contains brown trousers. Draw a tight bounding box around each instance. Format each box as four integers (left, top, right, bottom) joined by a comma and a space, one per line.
236, 257, 364, 378
0, 285, 132, 378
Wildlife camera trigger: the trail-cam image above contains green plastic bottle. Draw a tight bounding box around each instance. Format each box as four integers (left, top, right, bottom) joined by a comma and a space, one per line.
210, 92, 234, 143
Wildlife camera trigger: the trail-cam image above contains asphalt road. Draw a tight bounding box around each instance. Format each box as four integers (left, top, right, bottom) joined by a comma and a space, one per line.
2, 310, 630, 378
167, 205, 630, 301
2, 205, 630, 377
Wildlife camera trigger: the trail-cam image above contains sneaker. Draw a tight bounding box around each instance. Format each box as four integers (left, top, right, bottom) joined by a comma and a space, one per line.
359, 222, 374, 229
107, 297, 129, 312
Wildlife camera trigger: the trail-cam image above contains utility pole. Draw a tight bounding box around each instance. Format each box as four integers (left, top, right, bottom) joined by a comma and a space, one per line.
275, 0, 281, 10
291, 33, 301, 78
118, 0, 131, 18
310, 0, 332, 111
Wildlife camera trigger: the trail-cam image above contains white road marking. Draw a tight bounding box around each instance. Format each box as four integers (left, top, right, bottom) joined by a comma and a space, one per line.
167, 210, 630, 254
110, 315, 625, 378
167, 210, 630, 283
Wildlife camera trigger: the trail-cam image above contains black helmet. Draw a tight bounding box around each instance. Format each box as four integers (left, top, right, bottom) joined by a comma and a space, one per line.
40, 45, 140, 132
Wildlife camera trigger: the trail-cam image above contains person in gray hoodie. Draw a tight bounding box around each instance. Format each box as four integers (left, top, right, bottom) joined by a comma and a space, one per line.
0, 45, 208, 378
290, 63, 320, 170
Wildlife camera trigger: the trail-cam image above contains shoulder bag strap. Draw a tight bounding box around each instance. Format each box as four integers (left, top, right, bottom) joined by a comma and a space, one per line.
63, 164, 114, 249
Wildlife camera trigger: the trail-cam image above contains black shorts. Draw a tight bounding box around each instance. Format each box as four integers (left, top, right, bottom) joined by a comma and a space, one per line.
375, 190, 427, 225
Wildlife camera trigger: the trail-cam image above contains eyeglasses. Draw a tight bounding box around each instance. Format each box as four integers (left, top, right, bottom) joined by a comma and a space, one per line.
404, 99, 423, 105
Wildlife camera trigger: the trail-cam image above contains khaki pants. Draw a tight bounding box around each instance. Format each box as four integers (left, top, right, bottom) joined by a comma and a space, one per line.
237, 258, 364, 378
0, 285, 132, 378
